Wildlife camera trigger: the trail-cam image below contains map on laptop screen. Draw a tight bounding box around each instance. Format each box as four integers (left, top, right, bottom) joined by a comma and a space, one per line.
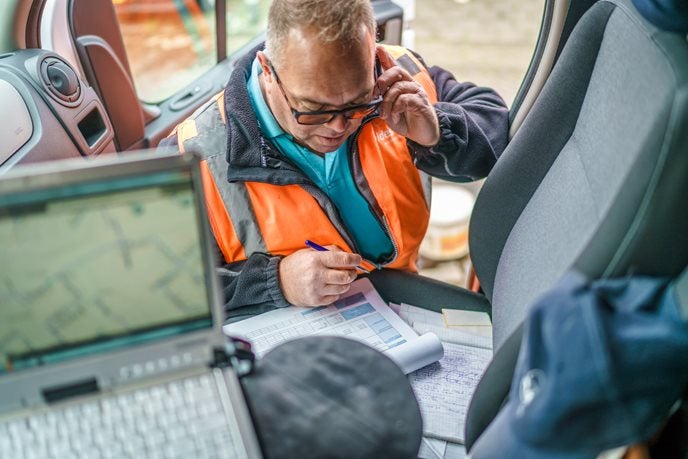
0, 170, 212, 374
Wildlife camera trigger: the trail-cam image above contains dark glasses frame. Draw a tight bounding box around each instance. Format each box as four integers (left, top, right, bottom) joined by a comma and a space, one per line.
268, 58, 383, 126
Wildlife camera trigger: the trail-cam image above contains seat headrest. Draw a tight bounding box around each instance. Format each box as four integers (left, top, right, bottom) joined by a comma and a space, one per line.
632, 0, 688, 33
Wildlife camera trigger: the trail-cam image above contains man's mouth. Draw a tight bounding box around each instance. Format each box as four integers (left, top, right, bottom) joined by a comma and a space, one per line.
318, 134, 345, 144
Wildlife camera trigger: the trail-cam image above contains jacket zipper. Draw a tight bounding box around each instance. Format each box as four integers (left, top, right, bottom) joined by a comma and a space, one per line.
347, 115, 399, 269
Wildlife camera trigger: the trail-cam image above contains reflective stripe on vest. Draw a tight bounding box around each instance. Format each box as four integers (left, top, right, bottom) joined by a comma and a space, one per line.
178, 93, 268, 259
383, 45, 438, 104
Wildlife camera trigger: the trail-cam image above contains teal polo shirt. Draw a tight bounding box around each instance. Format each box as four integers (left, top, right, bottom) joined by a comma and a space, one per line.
247, 58, 393, 262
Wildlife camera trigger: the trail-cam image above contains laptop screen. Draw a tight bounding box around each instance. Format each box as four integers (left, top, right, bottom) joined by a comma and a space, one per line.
0, 167, 213, 375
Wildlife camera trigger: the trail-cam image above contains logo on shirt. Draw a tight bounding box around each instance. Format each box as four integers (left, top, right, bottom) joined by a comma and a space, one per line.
376, 128, 394, 142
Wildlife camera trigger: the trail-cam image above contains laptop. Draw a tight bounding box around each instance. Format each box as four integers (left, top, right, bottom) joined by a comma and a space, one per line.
0, 151, 263, 458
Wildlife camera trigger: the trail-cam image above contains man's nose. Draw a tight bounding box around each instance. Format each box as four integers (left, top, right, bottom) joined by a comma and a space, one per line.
324, 114, 349, 133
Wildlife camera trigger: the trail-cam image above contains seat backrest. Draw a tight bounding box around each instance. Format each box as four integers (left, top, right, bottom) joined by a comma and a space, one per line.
465, 0, 688, 448
469, 0, 688, 350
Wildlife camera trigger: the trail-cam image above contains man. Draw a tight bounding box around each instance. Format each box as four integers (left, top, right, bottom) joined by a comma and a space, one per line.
160, 0, 508, 321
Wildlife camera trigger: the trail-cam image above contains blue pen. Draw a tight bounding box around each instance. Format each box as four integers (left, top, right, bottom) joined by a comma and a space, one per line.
304, 240, 371, 274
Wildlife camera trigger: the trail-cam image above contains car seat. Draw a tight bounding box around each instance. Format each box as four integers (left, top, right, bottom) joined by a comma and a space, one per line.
368, 0, 688, 450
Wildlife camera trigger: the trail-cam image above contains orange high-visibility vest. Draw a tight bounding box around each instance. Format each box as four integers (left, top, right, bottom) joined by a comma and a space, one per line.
173, 45, 437, 272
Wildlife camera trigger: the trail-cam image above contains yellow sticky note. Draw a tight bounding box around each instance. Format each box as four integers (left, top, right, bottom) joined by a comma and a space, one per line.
441, 309, 492, 328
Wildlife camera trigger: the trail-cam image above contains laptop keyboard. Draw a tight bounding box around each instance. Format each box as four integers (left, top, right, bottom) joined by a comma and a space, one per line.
0, 372, 244, 459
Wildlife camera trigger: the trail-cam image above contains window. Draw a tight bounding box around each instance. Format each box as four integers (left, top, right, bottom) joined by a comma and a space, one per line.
114, 0, 543, 107
410, 0, 546, 286
113, 0, 270, 103
412, 0, 545, 107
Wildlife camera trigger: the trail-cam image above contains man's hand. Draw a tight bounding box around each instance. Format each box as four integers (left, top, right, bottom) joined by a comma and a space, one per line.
278, 246, 361, 307
375, 45, 440, 147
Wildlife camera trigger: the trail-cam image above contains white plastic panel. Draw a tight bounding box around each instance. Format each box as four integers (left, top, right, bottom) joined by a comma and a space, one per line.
0, 79, 33, 164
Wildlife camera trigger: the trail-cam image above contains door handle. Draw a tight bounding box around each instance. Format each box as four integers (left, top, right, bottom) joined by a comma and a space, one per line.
169, 82, 213, 111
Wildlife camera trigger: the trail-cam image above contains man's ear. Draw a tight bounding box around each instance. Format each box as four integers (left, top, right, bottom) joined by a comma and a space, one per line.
256, 51, 272, 80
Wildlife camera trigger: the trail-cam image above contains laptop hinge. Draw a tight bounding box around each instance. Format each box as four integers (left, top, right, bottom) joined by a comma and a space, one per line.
42, 377, 100, 404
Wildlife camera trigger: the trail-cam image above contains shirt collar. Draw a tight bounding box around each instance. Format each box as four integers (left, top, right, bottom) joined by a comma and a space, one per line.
247, 57, 286, 140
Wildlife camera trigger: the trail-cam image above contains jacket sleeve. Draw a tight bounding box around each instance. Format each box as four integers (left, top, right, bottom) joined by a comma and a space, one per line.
409, 64, 510, 182
217, 252, 292, 323
157, 128, 291, 322
157, 128, 181, 151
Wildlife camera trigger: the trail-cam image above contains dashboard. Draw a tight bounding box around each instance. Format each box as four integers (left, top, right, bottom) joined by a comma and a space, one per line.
0, 49, 115, 172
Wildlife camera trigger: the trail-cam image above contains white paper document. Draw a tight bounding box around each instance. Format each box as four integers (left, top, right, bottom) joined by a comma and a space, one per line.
419, 437, 467, 459
419, 437, 447, 459
413, 322, 492, 350
223, 278, 444, 374
390, 302, 446, 329
409, 341, 492, 443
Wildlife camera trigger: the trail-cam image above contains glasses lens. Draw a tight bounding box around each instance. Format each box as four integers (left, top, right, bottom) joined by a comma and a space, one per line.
294, 97, 382, 125
345, 105, 378, 120
296, 114, 335, 125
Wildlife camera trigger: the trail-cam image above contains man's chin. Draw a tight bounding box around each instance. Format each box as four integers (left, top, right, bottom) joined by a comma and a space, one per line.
310, 136, 346, 154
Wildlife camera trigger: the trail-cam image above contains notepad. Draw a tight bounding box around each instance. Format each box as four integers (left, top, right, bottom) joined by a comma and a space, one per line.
391, 303, 493, 445
440, 309, 493, 341
409, 342, 492, 444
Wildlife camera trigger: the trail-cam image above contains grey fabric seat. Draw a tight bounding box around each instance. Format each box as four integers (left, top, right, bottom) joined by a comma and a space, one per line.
369, 0, 688, 450
471, 0, 688, 351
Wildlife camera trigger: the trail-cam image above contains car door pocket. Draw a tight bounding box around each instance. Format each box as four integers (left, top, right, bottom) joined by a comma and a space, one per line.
169, 83, 213, 112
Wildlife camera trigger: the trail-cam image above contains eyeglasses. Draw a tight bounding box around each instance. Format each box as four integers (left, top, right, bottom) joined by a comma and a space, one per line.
269, 62, 383, 126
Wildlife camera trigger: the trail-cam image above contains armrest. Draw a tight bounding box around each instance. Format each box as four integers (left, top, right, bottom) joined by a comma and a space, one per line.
366, 269, 492, 316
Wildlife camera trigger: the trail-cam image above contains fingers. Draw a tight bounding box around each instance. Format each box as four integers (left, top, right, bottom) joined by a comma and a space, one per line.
373, 47, 440, 146
374, 47, 430, 124
325, 268, 358, 285
375, 46, 412, 95
376, 64, 414, 98
321, 279, 355, 296
321, 250, 362, 269
378, 80, 426, 120
310, 244, 362, 269
278, 249, 360, 307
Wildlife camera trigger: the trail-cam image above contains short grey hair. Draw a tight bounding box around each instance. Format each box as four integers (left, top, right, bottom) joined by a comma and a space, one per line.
264, 0, 376, 68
